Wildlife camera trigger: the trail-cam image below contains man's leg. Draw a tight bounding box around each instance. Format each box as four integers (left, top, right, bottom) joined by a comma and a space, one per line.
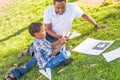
45, 33, 58, 43
18, 43, 34, 58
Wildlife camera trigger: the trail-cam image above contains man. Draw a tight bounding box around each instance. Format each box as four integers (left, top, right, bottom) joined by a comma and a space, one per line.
3, 0, 106, 80
44, 0, 105, 41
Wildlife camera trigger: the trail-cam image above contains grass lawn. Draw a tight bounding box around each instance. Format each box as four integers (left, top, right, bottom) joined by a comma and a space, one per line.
0, 0, 120, 80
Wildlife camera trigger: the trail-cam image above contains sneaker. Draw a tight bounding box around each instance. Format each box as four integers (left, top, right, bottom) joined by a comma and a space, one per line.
60, 58, 73, 66
17, 49, 28, 58
3, 74, 16, 80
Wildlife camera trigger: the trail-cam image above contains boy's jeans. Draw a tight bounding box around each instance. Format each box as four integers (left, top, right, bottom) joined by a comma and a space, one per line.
10, 56, 37, 79
9, 34, 70, 79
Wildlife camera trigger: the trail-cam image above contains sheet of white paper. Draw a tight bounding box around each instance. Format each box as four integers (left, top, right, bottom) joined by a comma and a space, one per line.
103, 48, 120, 62
62, 31, 66, 38
69, 30, 81, 39
46, 68, 51, 80
39, 69, 51, 80
72, 38, 115, 55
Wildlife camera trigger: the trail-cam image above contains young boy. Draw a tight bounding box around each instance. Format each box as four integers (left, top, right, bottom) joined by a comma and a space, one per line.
29, 22, 67, 69
29, 22, 69, 79
3, 22, 73, 80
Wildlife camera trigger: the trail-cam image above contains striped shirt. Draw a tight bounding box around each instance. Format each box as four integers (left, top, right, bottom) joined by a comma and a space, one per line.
44, 3, 84, 36
34, 38, 53, 68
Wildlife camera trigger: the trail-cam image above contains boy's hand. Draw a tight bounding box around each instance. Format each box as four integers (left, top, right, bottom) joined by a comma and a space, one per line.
65, 36, 70, 41
59, 38, 67, 45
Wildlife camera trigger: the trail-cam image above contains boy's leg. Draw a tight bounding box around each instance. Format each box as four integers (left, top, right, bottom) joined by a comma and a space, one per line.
4, 56, 37, 79
45, 52, 67, 69
45, 47, 73, 69
60, 45, 71, 58
58, 45, 73, 66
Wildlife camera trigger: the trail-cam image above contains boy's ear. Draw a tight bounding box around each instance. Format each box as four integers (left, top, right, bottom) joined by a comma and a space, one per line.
34, 33, 38, 37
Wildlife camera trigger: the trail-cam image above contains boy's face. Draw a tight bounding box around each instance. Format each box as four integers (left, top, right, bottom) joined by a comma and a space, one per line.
35, 26, 46, 39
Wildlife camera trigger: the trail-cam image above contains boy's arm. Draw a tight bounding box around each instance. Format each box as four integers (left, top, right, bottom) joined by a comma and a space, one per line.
51, 43, 63, 56
51, 40, 60, 48
51, 38, 66, 56
51, 37, 68, 48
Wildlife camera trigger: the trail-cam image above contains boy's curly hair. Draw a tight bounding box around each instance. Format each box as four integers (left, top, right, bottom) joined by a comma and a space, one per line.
28, 22, 42, 37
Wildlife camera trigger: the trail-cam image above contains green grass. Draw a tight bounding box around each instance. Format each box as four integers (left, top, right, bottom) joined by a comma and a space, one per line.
0, 0, 120, 80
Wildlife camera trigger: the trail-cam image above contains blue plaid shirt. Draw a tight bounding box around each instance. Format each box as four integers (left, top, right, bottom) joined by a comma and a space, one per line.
34, 38, 53, 68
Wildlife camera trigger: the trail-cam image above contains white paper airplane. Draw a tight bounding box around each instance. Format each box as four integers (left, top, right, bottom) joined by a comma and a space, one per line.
46, 68, 51, 80
39, 68, 51, 80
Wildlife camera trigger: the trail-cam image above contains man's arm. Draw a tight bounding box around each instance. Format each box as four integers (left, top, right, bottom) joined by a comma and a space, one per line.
82, 13, 107, 29
82, 13, 97, 26
45, 23, 62, 39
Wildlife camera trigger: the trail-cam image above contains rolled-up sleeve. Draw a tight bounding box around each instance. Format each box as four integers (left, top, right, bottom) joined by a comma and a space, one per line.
73, 4, 84, 18
43, 8, 52, 24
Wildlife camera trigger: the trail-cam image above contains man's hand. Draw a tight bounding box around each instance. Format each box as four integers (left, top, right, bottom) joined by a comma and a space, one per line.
95, 24, 108, 29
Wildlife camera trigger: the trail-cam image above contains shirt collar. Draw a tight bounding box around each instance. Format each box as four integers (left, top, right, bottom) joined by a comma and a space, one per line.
34, 38, 45, 41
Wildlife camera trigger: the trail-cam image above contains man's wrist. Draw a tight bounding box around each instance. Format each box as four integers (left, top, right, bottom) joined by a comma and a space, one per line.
95, 23, 99, 28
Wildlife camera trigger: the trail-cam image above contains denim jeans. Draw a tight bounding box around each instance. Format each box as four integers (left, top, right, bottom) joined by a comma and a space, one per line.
10, 56, 37, 79
9, 34, 69, 79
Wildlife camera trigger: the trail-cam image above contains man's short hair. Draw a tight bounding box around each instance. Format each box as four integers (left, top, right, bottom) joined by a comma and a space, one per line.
28, 22, 42, 37
54, 0, 66, 4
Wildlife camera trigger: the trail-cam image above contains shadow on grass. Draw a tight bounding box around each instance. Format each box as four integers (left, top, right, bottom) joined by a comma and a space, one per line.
0, 19, 43, 43
0, 27, 28, 43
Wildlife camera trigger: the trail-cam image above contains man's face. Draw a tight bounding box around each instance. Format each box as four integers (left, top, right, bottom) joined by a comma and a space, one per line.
54, 1, 66, 15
